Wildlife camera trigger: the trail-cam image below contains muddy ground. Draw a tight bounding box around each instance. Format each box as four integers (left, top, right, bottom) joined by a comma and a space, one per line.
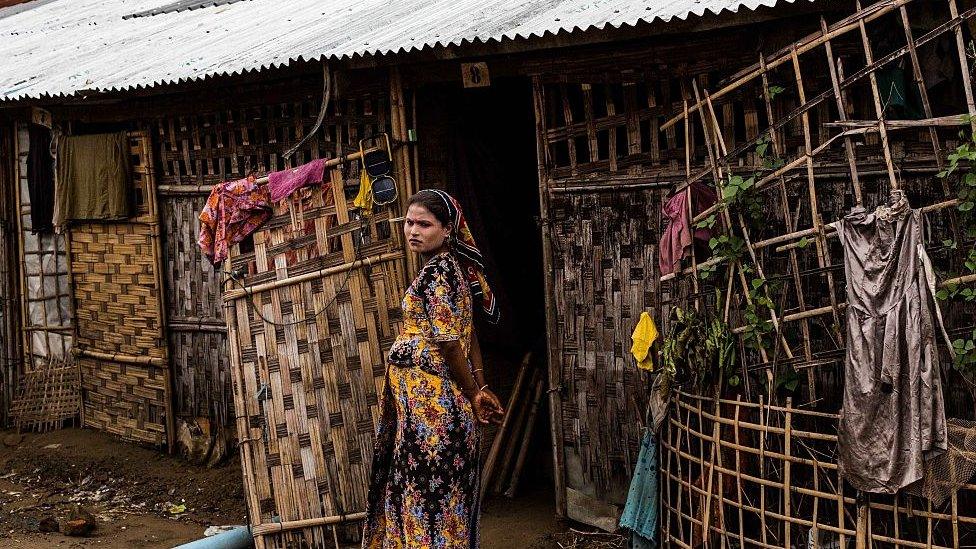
0, 428, 605, 548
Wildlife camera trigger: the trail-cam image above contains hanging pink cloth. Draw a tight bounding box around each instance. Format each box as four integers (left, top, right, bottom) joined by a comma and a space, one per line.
658, 182, 718, 276
267, 158, 327, 202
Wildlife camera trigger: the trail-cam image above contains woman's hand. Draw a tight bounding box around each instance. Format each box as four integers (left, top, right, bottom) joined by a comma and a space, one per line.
469, 389, 505, 425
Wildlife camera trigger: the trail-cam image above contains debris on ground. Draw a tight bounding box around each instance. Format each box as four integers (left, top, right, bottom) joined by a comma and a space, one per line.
0, 428, 246, 546
60, 505, 97, 536
551, 528, 627, 549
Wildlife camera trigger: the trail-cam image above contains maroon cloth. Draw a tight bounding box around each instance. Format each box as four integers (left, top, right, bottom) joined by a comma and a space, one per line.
267, 158, 326, 202
659, 182, 718, 276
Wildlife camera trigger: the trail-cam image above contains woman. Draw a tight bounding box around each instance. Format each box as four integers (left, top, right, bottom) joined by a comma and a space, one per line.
363, 189, 505, 549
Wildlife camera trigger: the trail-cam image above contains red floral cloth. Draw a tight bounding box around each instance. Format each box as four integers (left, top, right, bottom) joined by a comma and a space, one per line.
198, 175, 272, 264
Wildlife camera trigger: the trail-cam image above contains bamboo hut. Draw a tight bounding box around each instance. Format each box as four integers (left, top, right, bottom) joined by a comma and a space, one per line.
1, 0, 976, 547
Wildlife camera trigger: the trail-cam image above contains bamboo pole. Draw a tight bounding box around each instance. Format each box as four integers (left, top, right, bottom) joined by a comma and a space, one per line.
493, 367, 537, 494
250, 511, 367, 536
761, 55, 814, 384
821, 16, 864, 206
222, 251, 403, 301
782, 398, 792, 549
481, 351, 532, 503
759, 394, 770, 547
73, 347, 164, 367
898, 6, 946, 173
855, 0, 899, 190
532, 76, 568, 519
733, 396, 745, 547
792, 48, 845, 347
682, 97, 702, 310
389, 66, 419, 284
697, 84, 792, 361
141, 131, 176, 452
13, 123, 33, 371
948, 0, 976, 130
504, 372, 546, 498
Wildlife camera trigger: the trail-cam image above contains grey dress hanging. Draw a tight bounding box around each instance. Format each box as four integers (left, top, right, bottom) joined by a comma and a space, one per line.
835, 191, 950, 494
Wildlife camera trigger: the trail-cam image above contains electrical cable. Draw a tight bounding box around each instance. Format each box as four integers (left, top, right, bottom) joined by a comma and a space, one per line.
220, 209, 370, 328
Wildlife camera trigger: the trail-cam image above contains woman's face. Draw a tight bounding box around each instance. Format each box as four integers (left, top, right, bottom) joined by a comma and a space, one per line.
404, 203, 451, 254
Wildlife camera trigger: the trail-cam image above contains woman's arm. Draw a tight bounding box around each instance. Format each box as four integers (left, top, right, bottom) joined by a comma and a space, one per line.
468, 327, 504, 421
470, 325, 486, 387
441, 340, 480, 399
439, 331, 504, 424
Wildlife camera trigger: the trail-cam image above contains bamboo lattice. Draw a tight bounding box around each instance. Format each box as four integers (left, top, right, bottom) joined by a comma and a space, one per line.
10, 355, 79, 433
655, 0, 976, 547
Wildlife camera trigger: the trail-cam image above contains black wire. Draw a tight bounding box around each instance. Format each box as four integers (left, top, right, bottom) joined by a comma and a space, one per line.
221, 212, 370, 328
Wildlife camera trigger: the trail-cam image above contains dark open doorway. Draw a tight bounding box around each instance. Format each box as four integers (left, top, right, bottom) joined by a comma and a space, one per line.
414, 74, 555, 527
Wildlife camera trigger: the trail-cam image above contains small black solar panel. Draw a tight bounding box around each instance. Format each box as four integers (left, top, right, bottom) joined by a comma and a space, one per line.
122, 0, 251, 20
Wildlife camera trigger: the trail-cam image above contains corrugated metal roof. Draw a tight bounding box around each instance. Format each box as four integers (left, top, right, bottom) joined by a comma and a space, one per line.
0, 0, 800, 101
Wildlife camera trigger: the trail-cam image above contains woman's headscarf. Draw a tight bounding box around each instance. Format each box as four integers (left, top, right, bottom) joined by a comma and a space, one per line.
420, 189, 500, 324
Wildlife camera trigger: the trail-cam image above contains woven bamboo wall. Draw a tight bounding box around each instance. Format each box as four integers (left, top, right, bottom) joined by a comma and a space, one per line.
227, 175, 406, 548
213, 79, 407, 547
528, 33, 775, 523
69, 132, 172, 447
546, 190, 659, 508
153, 80, 392, 429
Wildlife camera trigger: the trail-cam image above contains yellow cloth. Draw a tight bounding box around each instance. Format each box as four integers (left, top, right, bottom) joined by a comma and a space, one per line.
353, 169, 373, 214
630, 312, 658, 371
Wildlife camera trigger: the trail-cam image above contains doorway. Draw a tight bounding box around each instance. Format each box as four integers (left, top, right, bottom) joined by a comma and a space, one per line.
414, 75, 555, 527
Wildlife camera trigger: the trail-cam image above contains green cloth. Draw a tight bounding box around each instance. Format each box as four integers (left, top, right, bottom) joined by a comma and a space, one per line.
55, 132, 130, 223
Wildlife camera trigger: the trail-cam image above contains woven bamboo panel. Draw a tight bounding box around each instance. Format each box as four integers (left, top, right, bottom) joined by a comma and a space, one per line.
226, 167, 406, 547
159, 194, 232, 427
546, 191, 658, 509
152, 80, 390, 430
69, 132, 172, 447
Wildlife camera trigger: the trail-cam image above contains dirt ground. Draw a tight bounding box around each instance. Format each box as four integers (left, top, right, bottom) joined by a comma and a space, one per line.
0, 428, 580, 548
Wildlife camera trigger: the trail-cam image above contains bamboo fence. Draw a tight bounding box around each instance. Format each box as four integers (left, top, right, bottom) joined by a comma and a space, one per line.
660, 390, 976, 548
653, 0, 976, 546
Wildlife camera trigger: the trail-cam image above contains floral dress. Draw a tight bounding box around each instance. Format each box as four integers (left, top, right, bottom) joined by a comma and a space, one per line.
363, 251, 481, 549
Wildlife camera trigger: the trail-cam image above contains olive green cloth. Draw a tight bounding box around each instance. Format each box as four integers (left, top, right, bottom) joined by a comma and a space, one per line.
55, 132, 130, 226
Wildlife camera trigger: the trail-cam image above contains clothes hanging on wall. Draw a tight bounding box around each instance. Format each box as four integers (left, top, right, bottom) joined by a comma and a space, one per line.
630, 312, 659, 371
835, 191, 951, 494
26, 124, 55, 233
198, 175, 272, 264
353, 169, 373, 214
54, 132, 130, 227
267, 158, 326, 202
620, 429, 658, 549
659, 182, 718, 276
